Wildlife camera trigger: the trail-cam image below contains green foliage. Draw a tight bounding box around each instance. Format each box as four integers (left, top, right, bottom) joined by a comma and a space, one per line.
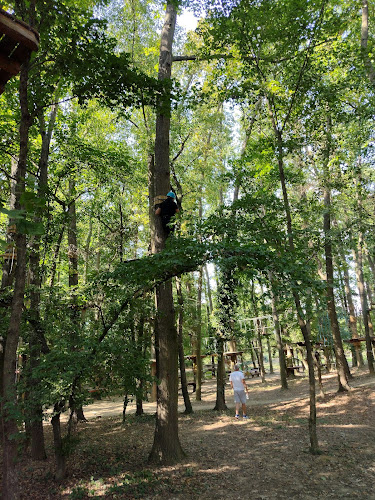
0, 203, 45, 236
2, 0, 375, 469
25, 1, 164, 111
69, 485, 90, 500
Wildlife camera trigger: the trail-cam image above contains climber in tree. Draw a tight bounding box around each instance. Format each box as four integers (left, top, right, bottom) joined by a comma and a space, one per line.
155, 191, 180, 235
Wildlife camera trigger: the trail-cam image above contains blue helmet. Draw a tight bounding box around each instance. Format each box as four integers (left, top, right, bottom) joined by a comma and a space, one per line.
167, 191, 176, 199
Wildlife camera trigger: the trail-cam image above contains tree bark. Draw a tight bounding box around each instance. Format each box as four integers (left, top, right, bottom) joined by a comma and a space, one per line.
353, 237, 375, 374
0, 158, 18, 398
322, 114, 351, 390
67, 179, 86, 427
267, 272, 288, 389
2, 61, 31, 500
176, 277, 193, 414
269, 108, 319, 453
148, 3, 184, 464
266, 334, 274, 374
195, 267, 203, 401
84, 217, 93, 282
250, 283, 266, 382
51, 402, 66, 481
215, 266, 236, 411
1, 157, 18, 290
27, 104, 58, 461
49, 225, 65, 289
366, 251, 375, 298
323, 186, 351, 390
361, 0, 375, 84
204, 265, 214, 314
213, 336, 227, 411
341, 255, 363, 366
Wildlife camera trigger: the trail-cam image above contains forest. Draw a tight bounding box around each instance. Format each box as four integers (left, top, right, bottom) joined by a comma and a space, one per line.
1, 0, 375, 498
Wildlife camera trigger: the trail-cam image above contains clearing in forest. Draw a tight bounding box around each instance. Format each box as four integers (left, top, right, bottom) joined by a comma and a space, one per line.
8, 369, 375, 499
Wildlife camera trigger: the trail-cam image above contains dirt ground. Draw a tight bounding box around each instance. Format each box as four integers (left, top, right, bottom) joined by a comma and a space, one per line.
10, 368, 375, 499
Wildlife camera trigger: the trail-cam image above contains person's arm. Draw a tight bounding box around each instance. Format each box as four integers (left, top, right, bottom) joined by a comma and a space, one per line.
242, 376, 248, 392
155, 207, 161, 215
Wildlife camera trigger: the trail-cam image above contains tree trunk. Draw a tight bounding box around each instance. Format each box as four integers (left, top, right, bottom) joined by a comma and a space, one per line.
49, 225, 65, 289
269, 113, 319, 453
353, 237, 375, 374
149, 280, 185, 463
0, 158, 18, 406
323, 183, 351, 390
322, 113, 351, 389
314, 351, 325, 398
1, 157, 18, 289
67, 180, 86, 426
27, 105, 58, 461
195, 267, 203, 401
366, 251, 375, 300
256, 320, 266, 382
361, 0, 375, 84
249, 340, 257, 367
204, 265, 214, 314
213, 336, 227, 411
176, 277, 193, 414
266, 335, 274, 374
215, 266, 236, 410
341, 255, 364, 366
123, 394, 129, 423
84, 217, 93, 282
68, 180, 79, 291
136, 394, 144, 416
51, 403, 66, 481
250, 281, 266, 381
1, 61, 31, 500
135, 315, 145, 416
148, 3, 184, 464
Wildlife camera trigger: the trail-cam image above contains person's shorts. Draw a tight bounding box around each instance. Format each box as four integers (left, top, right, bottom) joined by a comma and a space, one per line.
233, 390, 247, 404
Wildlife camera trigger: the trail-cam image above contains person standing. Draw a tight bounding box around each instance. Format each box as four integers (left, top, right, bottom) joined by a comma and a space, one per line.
229, 364, 249, 419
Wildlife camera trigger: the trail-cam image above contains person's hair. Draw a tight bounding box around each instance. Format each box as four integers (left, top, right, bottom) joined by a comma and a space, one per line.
234, 364, 240, 370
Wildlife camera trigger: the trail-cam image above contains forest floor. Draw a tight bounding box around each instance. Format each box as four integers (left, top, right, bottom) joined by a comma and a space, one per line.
6, 367, 375, 499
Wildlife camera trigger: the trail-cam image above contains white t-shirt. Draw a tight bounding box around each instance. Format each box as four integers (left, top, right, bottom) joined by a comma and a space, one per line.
229, 370, 245, 391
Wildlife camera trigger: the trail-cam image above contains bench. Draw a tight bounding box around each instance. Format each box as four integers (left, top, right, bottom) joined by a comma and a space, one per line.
249, 367, 260, 377
203, 364, 215, 374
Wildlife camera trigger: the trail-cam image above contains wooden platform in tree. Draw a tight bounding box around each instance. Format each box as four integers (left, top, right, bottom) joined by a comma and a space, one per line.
344, 337, 375, 345
0, 8, 39, 94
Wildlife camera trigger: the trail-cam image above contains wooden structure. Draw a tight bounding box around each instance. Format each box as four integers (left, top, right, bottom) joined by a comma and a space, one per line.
224, 351, 243, 363
224, 351, 244, 372
344, 337, 375, 360
184, 354, 207, 377
0, 8, 39, 94
344, 337, 375, 346
283, 344, 305, 377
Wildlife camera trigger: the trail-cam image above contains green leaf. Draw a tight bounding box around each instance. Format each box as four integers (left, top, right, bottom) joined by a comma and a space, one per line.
0, 207, 26, 219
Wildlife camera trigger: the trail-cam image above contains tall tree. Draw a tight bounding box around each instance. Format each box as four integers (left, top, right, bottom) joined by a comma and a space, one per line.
148, 2, 185, 464
322, 114, 351, 390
